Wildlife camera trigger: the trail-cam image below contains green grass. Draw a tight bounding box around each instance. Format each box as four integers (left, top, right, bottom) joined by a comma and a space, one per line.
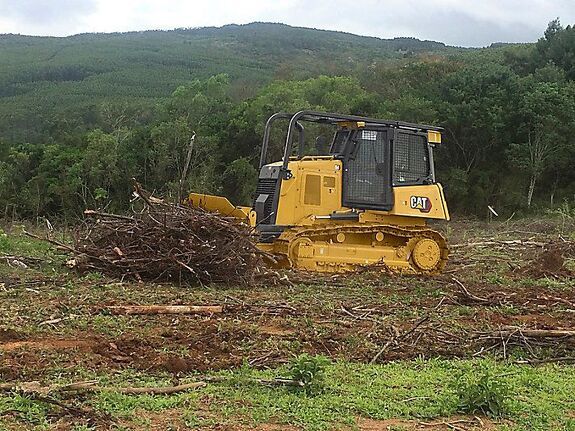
2, 359, 575, 430
164, 359, 575, 430
0, 227, 63, 257
0, 227, 68, 280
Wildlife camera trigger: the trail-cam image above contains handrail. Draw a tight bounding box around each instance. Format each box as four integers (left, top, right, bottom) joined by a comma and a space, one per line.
260, 110, 443, 171
260, 112, 291, 169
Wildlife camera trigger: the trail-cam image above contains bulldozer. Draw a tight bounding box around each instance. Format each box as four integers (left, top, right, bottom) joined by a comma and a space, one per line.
188, 110, 449, 274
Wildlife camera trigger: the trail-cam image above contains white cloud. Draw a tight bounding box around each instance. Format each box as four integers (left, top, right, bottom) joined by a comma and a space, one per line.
0, 0, 97, 34
0, 0, 573, 46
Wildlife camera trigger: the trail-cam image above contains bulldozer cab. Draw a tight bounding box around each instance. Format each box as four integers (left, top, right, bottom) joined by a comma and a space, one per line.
255, 111, 443, 226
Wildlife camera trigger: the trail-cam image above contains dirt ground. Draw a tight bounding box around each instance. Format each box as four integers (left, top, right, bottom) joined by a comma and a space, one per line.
0, 218, 574, 429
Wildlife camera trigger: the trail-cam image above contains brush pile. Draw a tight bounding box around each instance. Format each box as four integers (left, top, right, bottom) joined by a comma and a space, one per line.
69, 187, 265, 284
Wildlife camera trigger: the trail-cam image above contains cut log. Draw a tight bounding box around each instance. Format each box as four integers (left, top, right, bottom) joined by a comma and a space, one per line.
451, 240, 546, 249
0, 380, 206, 395
104, 382, 206, 394
107, 305, 223, 315
492, 328, 575, 338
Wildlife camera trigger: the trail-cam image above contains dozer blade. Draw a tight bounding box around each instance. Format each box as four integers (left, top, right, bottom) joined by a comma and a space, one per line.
187, 193, 251, 222
267, 224, 449, 275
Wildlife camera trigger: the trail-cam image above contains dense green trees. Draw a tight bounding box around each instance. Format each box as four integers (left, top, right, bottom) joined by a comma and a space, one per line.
533, 19, 575, 80
508, 79, 575, 208
0, 21, 574, 220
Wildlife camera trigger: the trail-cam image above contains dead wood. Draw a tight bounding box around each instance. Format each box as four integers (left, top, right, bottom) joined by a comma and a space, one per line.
0, 381, 52, 394
474, 326, 575, 359
203, 376, 303, 387
178, 133, 196, 202
0, 381, 114, 424
489, 328, 575, 338
254, 378, 304, 388
451, 239, 546, 249
100, 382, 206, 394
0, 378, 303, 396
515, 356, 575, 365
419, 418, 478, 431
46, 181, 269, 284
537, 295, 575, 308
0, 254, 45, 264
0, 380, 206, 395
452, 277, 490, 304
23, 230, 76, 254
107, 305, 223, 315
370, 315, 430, 364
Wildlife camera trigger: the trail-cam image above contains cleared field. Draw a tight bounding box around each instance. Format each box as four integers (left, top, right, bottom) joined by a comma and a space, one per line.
0, 218, 574, 430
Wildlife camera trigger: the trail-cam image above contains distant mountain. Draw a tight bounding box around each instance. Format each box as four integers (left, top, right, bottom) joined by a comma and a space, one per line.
0, 22, 457, 142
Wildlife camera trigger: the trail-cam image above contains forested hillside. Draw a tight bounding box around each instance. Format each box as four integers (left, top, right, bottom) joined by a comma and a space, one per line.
0, 20, 574, 220
0, 22, 451, 143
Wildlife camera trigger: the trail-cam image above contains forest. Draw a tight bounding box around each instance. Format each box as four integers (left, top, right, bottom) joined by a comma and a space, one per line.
0, 20, 574, 220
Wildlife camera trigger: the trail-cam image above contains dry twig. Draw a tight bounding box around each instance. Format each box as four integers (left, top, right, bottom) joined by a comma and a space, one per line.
452, 277, 490, 304
107, 305, 223, 315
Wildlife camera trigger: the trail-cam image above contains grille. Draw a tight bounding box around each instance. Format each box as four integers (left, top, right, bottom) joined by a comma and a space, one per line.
253, 178, 277, 224
393, 133, 429, 184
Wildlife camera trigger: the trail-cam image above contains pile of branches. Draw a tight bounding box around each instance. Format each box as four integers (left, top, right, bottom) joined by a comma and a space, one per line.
68, 186, 266, 284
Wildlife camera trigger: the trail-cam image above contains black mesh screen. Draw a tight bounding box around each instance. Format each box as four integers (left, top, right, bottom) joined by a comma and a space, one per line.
343, 130, 387, 205
393, 132, 429, 184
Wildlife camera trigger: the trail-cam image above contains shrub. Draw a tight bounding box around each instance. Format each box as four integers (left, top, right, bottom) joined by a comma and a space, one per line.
455, 366, 510, 417
288, 354, 330, 395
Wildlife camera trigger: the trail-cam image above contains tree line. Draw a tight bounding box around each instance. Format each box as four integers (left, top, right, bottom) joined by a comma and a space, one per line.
0, 20, 574, 220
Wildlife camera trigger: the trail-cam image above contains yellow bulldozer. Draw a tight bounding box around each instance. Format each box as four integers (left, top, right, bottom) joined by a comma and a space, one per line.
188, 110, 450, 274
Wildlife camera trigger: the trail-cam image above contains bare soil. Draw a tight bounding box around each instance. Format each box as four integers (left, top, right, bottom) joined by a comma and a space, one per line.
2, 225, 575, 377
1, 218, 574, 429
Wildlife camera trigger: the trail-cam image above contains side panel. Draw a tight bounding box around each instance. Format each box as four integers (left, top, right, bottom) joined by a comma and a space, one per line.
274, 159, 343, 226
389, 184, 450, 220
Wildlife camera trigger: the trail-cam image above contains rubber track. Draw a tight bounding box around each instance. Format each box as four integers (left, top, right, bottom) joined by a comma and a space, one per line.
274, 224, 449, 275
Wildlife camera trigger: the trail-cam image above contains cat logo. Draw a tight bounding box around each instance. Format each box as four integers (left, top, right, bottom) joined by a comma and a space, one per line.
410, 196, 432, 213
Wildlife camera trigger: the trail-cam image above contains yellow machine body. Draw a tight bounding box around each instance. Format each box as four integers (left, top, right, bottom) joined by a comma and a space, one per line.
187, 193, 252, 221
260, 158, 449, 273
188, 158, 449, 274
269, 158, 449, 225
188, 111, 450, 274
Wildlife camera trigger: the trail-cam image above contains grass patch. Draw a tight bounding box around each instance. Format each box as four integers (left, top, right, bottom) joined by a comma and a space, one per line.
0, 228, 54, 258
2, 355, 575, 430
198, 358, 575, 430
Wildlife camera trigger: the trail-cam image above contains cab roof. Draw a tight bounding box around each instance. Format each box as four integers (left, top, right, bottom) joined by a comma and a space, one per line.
271, 110, 443, 133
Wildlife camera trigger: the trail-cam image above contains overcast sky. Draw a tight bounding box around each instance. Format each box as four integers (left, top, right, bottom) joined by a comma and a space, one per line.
0, 0, 573, 47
